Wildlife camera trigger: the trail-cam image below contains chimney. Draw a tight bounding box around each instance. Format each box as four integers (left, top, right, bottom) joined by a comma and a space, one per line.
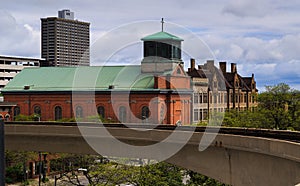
219, 62, 226, 74
206, 60, 214, 71
231, 63, 237, 73
190, 58, 195, 70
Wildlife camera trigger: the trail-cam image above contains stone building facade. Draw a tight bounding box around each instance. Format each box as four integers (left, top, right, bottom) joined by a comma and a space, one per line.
188, 59, 258, 123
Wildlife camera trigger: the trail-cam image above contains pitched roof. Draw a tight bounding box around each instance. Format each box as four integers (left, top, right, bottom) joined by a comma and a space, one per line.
187, 68, 207, 78
242, 77, 252, 87
141, 31, 183, 41
2, 66, 155, 92
222, 73, 253, 91
223, 73, 235, 88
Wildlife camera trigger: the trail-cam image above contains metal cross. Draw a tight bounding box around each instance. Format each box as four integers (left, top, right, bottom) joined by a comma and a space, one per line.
161, 18, 164, 32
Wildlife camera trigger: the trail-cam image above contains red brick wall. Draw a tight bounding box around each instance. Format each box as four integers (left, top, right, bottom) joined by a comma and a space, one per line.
155, 75, 190, 90
4, 91, 191, 125
169, 76, 190, 89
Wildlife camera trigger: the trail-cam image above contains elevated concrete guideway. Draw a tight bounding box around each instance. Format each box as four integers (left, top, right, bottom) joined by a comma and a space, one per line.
4, 123, 300, 186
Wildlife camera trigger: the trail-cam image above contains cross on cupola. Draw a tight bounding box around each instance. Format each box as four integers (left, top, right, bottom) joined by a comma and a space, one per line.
161, 18, 164, 32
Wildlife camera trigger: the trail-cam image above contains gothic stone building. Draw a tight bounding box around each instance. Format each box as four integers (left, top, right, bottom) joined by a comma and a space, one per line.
187, 59, 258, 123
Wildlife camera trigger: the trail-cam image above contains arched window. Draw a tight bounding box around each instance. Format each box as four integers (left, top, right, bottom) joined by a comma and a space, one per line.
141, 106, 150, 121
54, 106, 62, 121
14, 106, 20, 119
119, 106, 126, 123
160, 104, 165, 123
76, 106, 83, 118
5, 114, 10, 121
34, 105, 41, 116
97, 106, 105, 119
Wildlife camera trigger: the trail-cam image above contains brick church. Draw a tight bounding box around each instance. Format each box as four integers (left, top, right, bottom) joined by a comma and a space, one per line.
2, 30, 192, 125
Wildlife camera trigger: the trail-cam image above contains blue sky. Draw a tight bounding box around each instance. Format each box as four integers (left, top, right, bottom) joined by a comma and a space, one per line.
0, 0, 300, 91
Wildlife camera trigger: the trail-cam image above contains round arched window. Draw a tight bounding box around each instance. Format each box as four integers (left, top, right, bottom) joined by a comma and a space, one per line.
5, 114, 10, 121
97, 106, 105, 119
54, 106, 62, 121
141, 106, 150, 121
34, 105, 41, 116
119, 106, 126, 123
14, 106, 21, 119
76, 106, 83, 118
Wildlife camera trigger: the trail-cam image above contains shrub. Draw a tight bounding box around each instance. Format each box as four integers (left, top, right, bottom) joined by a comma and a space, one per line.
5, 163, 24, 183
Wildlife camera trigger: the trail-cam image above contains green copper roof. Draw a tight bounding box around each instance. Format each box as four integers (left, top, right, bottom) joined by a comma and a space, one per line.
141, 31, 183, 41
2, 66, 155, 92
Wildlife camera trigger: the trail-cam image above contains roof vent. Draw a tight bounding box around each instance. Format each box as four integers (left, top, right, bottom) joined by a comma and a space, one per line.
108, 85, 115, 89
24, 85, 30, 90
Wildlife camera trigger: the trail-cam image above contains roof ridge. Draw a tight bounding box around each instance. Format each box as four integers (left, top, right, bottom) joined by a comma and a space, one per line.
141, 31, 183, 41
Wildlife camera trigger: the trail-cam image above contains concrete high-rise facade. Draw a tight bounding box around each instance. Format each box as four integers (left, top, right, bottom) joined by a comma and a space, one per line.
0, 55, 41, 89
41, 10, 90, 66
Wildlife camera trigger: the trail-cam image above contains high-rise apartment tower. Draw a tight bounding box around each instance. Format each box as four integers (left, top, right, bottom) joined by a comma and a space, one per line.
41, 10, 90, 66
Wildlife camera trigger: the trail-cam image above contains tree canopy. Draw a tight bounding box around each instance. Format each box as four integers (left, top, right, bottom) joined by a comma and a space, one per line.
223, 83, 300, 130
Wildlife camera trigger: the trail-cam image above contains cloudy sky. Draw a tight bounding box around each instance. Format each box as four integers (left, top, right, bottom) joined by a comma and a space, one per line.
0, 0, 300, 91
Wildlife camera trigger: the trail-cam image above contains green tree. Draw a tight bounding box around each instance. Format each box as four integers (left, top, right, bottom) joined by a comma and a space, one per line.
5, 151, 36, 184
86, 161, 136, 186
83, 161, 184, 186
223, 109, 273, 129
132, 162, 184, 186
221, 83, 300, 130
258, 83, 297, 129
287, 90, 300, 130
186, 170, 229, 186
5, 163, 24, 184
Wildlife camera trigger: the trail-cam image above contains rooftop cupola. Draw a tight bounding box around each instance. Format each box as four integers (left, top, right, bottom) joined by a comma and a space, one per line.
141, 18, 184, 73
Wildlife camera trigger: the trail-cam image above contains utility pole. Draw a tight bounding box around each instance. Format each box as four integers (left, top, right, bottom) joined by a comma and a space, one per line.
0, 119, 5, 186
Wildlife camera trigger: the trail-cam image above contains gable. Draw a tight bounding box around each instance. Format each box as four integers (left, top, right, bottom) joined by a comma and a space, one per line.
172, 64, 186, 76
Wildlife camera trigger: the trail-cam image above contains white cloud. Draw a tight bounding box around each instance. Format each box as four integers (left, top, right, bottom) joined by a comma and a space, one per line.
0, 10, 17, 34
0, 0, 300, 89
201, 33, 300, 64
0, 10, 40, 57
222, 0, 273, 18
